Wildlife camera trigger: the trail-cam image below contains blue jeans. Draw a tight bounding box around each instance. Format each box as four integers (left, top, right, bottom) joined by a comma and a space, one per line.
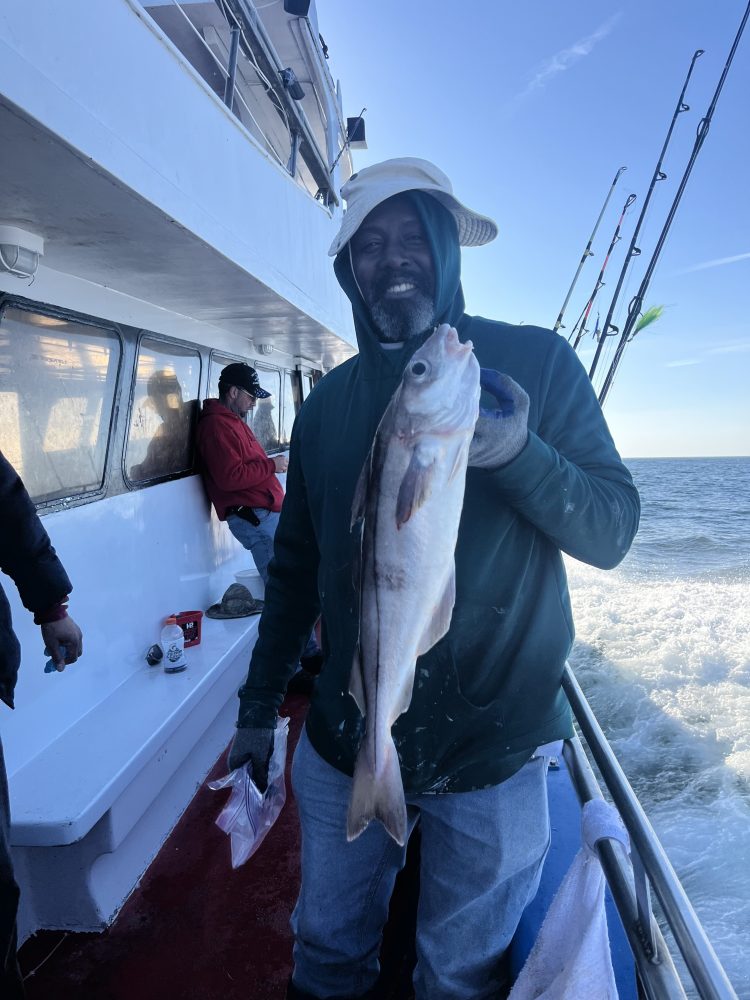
290, 728, 550, 1000
226, 508, 280, 585
226, 510, 319, 658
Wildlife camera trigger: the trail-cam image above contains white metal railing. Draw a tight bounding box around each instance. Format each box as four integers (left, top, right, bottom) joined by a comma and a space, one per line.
562, 663, 739, 1000
225, 0, 342, 203
144, 0, 347, 203
164, 0, 289, 170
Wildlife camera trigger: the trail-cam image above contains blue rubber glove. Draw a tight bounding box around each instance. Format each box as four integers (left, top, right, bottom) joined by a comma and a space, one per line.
468, 368, 530, 469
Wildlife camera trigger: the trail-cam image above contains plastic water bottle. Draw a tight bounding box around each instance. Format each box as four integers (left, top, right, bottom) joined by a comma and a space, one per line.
161, 616, 187, 673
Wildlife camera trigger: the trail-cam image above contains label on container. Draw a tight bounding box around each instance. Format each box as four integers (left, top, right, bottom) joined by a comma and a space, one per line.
163, 641, 187, 673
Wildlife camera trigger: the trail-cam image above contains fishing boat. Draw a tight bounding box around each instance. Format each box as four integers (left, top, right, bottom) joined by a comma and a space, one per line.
0, 2, 740, 997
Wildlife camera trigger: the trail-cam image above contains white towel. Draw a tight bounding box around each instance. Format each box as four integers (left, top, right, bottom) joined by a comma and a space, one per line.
509, 798, 630, 1000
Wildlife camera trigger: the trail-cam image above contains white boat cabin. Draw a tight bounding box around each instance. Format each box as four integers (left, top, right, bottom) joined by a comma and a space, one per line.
0, 0, 358, 942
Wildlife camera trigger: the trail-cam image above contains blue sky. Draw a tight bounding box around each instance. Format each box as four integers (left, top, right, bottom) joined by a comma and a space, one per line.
321, 1, 749, 458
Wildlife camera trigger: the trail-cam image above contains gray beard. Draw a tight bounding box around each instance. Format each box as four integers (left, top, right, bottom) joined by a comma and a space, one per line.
370, 292, 435, 343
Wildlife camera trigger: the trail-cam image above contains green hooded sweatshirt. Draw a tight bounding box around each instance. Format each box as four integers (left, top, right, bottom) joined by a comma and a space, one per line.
237, 192, 640, 793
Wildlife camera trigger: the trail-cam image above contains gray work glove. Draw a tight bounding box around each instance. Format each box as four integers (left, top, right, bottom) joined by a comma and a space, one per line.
227, 726, 275, 792
468, 368, 530, 469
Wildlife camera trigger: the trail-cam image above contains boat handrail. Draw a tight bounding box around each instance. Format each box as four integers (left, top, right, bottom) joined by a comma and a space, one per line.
226, 0, 340, 204
143, 0, 341, 203
562, 663, 738, 1000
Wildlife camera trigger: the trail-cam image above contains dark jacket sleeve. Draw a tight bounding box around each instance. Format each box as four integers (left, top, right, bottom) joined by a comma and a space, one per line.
487, 334, 640, 569
235, 425, 321, 728
0, 450, 72, 613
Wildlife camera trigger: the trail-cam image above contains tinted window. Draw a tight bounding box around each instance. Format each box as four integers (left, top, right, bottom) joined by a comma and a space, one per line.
209, 353, 283, 454
280, 370, 298, 447
251, 368, 281, 453
125, 338, 200, 483
208, 352, 242, 400
0, 305, 120, 503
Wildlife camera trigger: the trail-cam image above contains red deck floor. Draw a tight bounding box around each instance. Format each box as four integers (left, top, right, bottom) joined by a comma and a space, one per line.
17, 693, 417, 1000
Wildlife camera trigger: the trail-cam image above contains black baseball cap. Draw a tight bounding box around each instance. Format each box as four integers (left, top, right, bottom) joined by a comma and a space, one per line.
219, 362, 271, 399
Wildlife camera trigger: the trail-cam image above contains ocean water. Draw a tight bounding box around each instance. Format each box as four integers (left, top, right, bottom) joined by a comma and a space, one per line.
566, 456, 750, 998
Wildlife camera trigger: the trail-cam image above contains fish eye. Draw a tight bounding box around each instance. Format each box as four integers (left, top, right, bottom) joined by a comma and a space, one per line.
409, 360, 430, 378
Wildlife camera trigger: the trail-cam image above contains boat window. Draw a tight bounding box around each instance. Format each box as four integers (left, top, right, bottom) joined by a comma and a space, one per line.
251, 367, 282, 453
0, 304, 121, 504
208, 352, 282, 453
301, 373, 314, 400
280, 369, 300, 448
125, 338, 201, 484
208, 352, 253, 399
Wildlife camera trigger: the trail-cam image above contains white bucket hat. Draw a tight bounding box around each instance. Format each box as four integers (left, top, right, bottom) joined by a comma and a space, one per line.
328, 157, 498, 257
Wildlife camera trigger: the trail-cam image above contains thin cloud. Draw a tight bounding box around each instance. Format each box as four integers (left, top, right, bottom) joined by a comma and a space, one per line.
675, 252, 750, 275
666, 341, 750, 369
705, 341, 750, 356
517, 15, 621, 99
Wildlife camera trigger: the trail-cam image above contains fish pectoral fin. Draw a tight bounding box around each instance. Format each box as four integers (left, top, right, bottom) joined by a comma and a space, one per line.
349, 643, 366, 715
395, 449, 437, 528
417, 569, 456, 656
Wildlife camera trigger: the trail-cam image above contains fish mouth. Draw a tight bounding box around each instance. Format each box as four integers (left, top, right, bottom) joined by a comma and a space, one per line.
436, 323, 473, 359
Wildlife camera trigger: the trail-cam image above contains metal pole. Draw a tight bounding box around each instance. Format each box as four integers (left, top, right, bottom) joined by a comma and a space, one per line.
588, 47, 703, 384
562, 737, 688, 1000
563, 665, 739, 999
223, 25, 241, 109
553, 166, 626, 333
287, 129, 302, 177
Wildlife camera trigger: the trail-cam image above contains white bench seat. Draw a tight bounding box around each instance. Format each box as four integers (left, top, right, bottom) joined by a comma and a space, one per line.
10, 615, 257, 847
5, 478, 264, 938
10, 615, 258, 935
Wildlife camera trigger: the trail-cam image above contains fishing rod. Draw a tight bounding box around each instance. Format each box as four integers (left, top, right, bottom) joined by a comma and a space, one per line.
552, 165, 626, 333
588, 47, 704, 383
598, 1, 750, 406
569, 191, 637, 351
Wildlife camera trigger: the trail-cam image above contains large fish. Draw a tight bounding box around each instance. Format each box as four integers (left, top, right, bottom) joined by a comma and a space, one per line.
347, 323, 481, 845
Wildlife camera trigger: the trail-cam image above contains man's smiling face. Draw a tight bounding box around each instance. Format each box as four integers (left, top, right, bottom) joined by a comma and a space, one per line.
350, 193, 436, 342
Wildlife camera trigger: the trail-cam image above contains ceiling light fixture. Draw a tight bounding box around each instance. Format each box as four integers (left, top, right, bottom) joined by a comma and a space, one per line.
0, 225, 44, 279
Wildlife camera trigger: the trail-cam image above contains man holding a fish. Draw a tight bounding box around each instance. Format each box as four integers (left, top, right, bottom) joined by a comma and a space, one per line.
227, 158, 640, 1000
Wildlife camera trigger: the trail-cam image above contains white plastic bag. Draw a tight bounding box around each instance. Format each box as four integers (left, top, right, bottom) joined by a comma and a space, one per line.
208, 715, 290, 868
508, 798, 629, 1000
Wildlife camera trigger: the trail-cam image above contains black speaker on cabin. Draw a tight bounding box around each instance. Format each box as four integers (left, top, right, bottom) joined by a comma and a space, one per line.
347, 116, 367, 150
280, 67, 306, 101
284, 0, 311, 15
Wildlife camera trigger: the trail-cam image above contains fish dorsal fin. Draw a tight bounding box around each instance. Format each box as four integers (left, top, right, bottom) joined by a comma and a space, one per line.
351, 456, 371, 529
351, 519, 363, 595
349, 642, 366, 715
352, 392, 400, 530
395, 443, 437, 528
416, 568, 456, 656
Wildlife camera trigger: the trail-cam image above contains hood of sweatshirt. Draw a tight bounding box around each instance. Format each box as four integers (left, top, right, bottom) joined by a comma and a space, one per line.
333, 190, 469, 381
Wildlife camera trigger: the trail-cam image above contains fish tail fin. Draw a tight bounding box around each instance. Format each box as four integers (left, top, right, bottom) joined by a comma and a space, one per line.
347, 738, 407, 846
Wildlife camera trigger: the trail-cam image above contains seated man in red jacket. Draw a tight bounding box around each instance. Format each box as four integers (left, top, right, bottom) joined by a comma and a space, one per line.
196, 363, 321, 686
